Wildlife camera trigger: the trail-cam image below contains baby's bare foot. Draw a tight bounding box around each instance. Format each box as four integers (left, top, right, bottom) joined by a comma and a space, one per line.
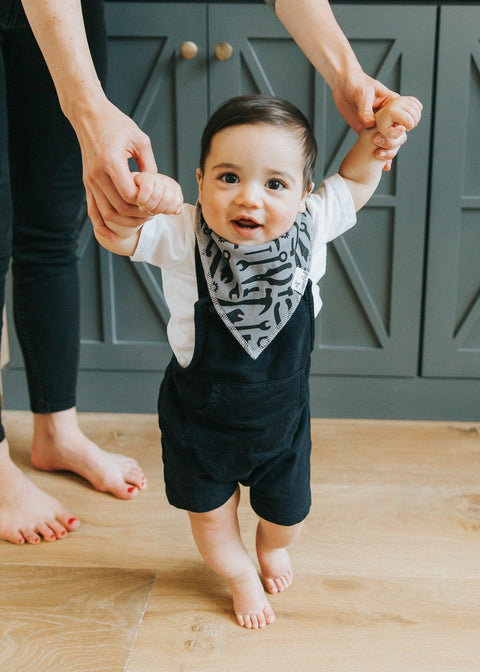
31, 409, 147, 500
257, 546, 293, 594
0, 440, 79, 545
229, 568, 275, 628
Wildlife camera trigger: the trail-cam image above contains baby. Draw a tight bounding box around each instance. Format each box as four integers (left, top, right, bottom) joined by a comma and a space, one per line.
95, 93, 422, 628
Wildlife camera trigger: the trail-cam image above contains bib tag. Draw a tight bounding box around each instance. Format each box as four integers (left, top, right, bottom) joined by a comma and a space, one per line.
292, 267, 309, 294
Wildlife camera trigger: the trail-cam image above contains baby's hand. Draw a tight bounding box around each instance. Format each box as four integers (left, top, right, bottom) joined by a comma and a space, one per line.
102, 173, 183, 240
373, 96, 422, 169
375, 95, 422, 141
133, 171, 183, 216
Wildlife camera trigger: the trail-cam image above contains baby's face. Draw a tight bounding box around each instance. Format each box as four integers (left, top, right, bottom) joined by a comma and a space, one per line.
196, 123, 309, 246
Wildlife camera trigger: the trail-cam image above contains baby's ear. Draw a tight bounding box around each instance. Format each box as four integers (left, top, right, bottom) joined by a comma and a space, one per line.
196, 168, 204, 204
298, 182, 314, 213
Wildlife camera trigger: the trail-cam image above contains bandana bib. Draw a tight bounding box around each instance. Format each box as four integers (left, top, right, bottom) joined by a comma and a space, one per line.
196, 207, 313, 359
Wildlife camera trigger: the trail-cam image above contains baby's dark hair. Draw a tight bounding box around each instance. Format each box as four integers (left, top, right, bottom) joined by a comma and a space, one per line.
199, 95, 317, 193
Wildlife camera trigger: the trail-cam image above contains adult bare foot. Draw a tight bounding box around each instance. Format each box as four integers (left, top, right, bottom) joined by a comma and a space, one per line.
229, 566, 276, 628
31, 408, 147, 499
0, 438, 79, 545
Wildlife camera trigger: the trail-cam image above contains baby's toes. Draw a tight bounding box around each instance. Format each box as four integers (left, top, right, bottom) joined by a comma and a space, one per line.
277, 571, 293, 591
264, 577, 279, 594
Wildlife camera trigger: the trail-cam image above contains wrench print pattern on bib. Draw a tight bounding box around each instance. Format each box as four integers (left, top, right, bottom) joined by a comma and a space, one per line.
196, 207, 313, 359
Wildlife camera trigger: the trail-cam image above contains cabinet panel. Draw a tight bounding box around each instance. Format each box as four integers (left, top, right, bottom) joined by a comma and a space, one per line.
209, 4, 435, 376
422, 7, 480, 378
317, 5, 435, 376
78, 3, 208, 372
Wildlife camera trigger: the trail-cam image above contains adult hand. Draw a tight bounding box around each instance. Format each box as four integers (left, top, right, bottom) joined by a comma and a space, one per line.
331, 66, 401, 169
73, 99, 161, 238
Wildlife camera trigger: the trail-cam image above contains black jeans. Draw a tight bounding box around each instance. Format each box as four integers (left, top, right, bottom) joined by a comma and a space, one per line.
0, 0, 107, 441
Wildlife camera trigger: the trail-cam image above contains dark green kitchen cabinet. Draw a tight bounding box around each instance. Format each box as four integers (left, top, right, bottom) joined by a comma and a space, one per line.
3, 3, 479, 419
422, 6, 480, 379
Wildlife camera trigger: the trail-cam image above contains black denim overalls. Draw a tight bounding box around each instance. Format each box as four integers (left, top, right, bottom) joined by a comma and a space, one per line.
158, 245, 315, 526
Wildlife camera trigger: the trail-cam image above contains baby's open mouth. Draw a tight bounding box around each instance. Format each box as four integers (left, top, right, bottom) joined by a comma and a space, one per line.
234, 218, 260, 229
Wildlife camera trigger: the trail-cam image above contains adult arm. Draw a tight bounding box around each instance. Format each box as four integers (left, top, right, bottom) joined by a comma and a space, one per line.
21, 0, 159, 236
267, 0, 400, 160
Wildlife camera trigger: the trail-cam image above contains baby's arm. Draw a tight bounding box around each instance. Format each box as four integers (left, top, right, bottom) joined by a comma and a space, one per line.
339, 95, 422, 211
94, 172, 183, 256
94, 219, 141, 256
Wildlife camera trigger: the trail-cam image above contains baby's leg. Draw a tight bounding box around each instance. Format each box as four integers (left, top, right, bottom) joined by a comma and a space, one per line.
188, 488, 275, 629
256, 517, 304, 594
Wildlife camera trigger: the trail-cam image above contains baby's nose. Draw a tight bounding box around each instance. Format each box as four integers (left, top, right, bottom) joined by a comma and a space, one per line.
236, 183, 262, 207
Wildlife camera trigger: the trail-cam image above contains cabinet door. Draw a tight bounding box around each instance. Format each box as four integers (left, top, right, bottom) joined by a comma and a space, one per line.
422, 7, 480, 378
208, 4, 435, 376
78, 3, 208, 375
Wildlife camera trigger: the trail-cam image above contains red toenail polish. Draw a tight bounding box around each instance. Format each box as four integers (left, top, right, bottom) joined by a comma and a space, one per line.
128, 486, 136, 493
68, 518, 77, 525
50, 534, 56, 540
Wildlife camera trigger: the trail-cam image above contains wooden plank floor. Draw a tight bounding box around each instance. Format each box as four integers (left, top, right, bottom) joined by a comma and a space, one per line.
1, 411, 480, 671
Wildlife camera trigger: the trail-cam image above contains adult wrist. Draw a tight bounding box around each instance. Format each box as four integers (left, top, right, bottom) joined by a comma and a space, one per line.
324, 44, 363, 91
61, 83, 109, 132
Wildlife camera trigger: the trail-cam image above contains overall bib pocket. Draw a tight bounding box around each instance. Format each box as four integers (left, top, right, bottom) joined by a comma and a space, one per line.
178, 370, 306, 452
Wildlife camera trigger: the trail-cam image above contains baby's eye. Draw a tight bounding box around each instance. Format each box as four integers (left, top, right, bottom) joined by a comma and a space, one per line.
220, 173, 239, 184
266, 179, 285, 191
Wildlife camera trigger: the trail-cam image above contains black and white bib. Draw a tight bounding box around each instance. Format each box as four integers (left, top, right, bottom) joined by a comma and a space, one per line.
196, 207, 313, 359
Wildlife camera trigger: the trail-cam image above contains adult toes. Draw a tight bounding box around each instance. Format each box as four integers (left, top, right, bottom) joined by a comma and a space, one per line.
126, 468, 147, 490
36, 523, 57, 541
2, 528, 25, 545
58, 514, 80, 531
22, 528, 40, 544
47, 519, 68, 539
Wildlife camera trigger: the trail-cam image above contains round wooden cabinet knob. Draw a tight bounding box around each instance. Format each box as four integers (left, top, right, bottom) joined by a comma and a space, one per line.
180, 41, 198, 60
214, 42, 233, 61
